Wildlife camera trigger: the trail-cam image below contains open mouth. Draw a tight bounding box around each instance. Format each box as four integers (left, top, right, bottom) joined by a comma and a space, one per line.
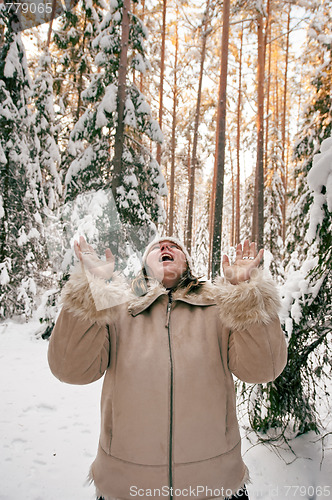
159, 253, 174, 262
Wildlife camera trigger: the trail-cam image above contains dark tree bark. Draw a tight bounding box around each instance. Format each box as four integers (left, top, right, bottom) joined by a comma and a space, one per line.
264, 14, 272, 181
168, 6, 179, 236
211, 0, 230, 278
46, 0, 57, 47
251, 9, 265, 251
281, 3, 291, 242
230, 135, 235, 247
235, 25, 243, 245
112, 0, 130, 200
75, 12, 88, 121
156, 0, 167, 166
140, 0, 145, 94
208, 154, 217, 278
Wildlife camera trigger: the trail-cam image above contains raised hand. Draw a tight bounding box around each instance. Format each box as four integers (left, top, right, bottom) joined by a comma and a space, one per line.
74, 236, 115, 280
222, 239, 264, 285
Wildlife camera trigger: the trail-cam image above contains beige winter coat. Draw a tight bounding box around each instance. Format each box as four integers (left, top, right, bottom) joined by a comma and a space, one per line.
48, 268, 287, 500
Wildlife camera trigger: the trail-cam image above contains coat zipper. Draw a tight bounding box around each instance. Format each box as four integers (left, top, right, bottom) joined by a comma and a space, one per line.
165, 291, 173, 500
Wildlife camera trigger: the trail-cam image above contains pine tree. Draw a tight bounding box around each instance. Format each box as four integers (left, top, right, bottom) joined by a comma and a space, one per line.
264, 139, 284, 279
240, 173, 254, 242
0, 5, 46, 318
250, 138, 332, 436
31, 49, 65, 332
52, 0, 106, 151
65, 0, 166, 265
192, 173, 211, 277
211, 0, 230, 278
53, 0, 106, 108
33, 49, 62, 210
193, 211, 209, 278
285, 0, 332, 264
249, 11, 332, 434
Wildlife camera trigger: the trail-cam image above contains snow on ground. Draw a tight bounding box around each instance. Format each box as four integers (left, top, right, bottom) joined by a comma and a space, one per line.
0, 319, 101, 500
0, 319, 331, 500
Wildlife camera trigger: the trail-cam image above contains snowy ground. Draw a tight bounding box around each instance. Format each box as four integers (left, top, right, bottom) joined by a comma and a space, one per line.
0, 319, 331, 500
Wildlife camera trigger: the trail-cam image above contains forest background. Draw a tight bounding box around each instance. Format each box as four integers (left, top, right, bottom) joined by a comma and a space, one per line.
0, 0, 331, 456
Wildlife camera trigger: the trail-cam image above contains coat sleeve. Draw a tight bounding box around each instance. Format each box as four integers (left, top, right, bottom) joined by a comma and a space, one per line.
215, 270, 287, 384
48, 268, 129, 385
48, 308, 110, 385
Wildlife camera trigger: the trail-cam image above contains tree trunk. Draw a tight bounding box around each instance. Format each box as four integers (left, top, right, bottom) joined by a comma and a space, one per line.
211, 0, 230, 278
75, 12, 88, 120
46, 0, 57, 47
0, 166, 8, 260
156, 0, 167, 166
208, 153, 217, 277
184, 135, 191, 246
112, 0, 130, 200
251, 9, 265, 250
229, 135, 235, 247
281, 3, 291, 242
168, 7, 179, 237
264, 1, 271, 181
140, 0, 145, 94
263, 0, 271, 64
186, 0, 210, 254
132, 1, 137, 87
235, 26, 243, 245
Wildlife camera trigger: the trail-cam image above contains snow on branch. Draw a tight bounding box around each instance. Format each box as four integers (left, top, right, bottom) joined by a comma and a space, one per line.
306, 135, 332, 243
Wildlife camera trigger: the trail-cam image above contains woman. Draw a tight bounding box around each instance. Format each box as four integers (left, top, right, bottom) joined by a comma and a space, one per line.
48, 236, 287, 500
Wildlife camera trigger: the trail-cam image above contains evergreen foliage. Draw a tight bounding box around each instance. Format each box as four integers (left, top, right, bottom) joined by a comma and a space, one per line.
240, 173, 254, 242
65, 0, 166, 265
286, 3, 332, 264
0, 5, 46, 318
264, 150, 284, 279
0, 0, 329, 445
192, 184, 210, 277
32, 50, 62, 210
52, 0, 106, 142
249, 24, 332, 435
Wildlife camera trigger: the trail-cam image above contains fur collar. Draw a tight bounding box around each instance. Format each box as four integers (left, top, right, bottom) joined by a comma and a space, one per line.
61, 267, 280, 330
128, 280, 217, 316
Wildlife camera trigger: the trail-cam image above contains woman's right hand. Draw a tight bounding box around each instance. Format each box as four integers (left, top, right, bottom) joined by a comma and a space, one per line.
74, 236, 115, 281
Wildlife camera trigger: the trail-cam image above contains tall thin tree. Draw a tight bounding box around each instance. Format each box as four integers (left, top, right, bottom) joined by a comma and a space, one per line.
281, 2, 291, 242
211, 0, 230, 277
112, 0, 131, 200
168, 9, 179, 236
156, 0, 167, 166
235, 25, 243, 245
264, 12, 272, 181
251, 7, 265, 250
186, 0, 210, 254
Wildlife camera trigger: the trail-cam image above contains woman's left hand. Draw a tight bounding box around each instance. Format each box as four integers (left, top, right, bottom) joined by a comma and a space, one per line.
222, 239, 263, 285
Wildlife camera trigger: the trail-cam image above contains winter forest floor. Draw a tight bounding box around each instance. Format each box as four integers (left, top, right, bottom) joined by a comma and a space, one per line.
0, 318, 331, 500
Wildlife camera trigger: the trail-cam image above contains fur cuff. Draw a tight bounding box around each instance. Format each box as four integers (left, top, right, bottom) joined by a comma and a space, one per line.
214, 269, 281, 330
88, 468, 118, 500
60, 267, 130, 324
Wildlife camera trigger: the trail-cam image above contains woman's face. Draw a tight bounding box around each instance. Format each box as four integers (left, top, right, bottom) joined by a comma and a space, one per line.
145, 240, 188, 289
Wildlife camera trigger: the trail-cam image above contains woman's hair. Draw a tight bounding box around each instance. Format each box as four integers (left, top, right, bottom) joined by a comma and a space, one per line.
131, 264, 203, 296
